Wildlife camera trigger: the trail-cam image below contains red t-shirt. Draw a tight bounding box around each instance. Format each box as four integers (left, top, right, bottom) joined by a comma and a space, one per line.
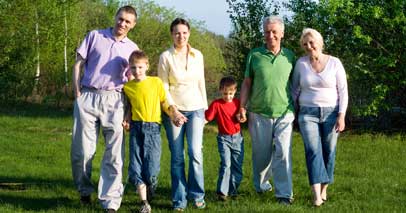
205, 98, 241, 135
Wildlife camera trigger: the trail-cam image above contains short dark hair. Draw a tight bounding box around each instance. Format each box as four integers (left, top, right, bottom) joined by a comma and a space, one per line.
219, 76, 237, 90
170, 18, 190, 33
129, 50, 149, 64
116, 5, 137, 20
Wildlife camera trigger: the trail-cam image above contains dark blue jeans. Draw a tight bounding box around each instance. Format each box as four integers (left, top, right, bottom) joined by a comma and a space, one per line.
128, 121, 162, 190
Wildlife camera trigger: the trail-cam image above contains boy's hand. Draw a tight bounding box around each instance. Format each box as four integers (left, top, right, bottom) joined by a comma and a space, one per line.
122, 120, 130, 131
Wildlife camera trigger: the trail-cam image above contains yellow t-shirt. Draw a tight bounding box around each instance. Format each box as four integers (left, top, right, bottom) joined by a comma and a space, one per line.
123, 76, 166, 123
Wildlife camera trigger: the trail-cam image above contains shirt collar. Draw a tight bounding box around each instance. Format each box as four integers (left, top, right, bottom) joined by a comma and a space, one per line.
261, 44, 286, 56
169, 44, 196, 57
106, 27, 131, 43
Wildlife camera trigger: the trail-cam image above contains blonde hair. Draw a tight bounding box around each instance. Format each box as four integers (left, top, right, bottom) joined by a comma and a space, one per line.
300, 28, 324, 50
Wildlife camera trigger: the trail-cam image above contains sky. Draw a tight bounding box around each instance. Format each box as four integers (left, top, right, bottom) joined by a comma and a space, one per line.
151, 0, 232, 36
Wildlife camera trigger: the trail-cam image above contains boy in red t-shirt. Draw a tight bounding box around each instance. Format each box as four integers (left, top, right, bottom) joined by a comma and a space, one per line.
205, 76, 246, 201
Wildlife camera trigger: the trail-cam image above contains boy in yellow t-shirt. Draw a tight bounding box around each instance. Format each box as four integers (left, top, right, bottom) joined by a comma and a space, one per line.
122, 50, 168, 213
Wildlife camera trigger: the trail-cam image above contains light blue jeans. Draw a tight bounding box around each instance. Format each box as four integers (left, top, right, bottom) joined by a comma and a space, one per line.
216, 132, 244, 196
248, 112, 294, 199
128, 121, 161, 191
298, 106, 339, 185
162, 109, 205, 209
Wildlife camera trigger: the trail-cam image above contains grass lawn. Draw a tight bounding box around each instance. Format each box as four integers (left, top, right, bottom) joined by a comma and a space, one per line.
0, 103, 405, 212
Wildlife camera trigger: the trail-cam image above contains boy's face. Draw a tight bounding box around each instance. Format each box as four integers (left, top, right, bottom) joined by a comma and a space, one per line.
221, 86, 236, 102
130, 60, 148, 81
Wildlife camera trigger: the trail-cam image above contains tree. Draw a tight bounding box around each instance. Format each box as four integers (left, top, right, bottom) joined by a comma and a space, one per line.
286, 0, 406, 128
224, 0, 280, 84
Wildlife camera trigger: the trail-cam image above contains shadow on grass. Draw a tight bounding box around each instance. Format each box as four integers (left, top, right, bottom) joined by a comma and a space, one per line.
0, 194, 76, 211
0, 176, 79, 211
0, 101, 72, 118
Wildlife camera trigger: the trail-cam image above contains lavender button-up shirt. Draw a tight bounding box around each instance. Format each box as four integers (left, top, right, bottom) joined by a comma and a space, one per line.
77, 28, 138, 91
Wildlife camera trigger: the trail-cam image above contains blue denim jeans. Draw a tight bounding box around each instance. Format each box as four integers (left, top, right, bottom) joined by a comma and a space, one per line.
216, 132, 244, 196
162, 109, 205, 209
298, 106, 339, 185
128, 121, 162, 191
248, 112, 294, 199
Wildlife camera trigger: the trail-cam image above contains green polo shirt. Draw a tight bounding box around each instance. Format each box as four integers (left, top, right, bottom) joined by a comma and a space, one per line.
244, 46, 295, 118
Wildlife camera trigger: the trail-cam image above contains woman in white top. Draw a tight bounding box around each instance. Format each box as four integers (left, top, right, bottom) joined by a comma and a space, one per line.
291, 28, 348, 207
158, 18, 208, 211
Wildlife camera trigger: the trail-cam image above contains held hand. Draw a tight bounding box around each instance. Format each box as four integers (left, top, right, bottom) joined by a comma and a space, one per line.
236, 113, 247, 123
122, 120, 130, 131
238, 107, 247, 123
172, 111, 188, 127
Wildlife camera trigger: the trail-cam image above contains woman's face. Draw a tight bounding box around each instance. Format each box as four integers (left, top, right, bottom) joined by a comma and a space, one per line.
171, 24, 190, 48
302, 34, 322, 56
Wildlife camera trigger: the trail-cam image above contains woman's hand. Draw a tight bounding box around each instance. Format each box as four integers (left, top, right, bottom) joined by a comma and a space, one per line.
168, 105, 188, 127
335, 113, 345, 132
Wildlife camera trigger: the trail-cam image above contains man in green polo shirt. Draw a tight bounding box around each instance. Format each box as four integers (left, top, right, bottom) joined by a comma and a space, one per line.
239, 16, 295, 205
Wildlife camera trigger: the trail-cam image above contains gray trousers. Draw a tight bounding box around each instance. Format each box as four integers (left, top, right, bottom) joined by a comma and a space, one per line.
248, 112, 294, 199
71, 88, 125, 210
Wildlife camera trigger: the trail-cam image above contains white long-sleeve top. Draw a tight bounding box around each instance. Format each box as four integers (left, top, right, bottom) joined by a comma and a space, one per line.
158, 45, 208, 111
291, 55, 348, 114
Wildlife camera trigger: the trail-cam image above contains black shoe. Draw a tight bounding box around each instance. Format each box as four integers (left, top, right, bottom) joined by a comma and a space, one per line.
277, 198, 292, 206
80, 195, 91, 205
105, 209, 116, 213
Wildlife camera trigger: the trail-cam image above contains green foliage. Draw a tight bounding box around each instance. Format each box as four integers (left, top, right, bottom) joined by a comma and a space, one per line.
285, 0, 406, 120
224, 0, 280, 85
0, 0, 225, 103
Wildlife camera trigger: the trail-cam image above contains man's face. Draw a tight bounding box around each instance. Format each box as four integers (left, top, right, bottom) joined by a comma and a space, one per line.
113, 11, 136, 37
263, 22, 284, 49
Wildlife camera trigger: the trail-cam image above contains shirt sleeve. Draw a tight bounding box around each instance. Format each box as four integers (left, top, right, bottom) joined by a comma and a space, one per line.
244, 51, 253, 78
205, 101, 217, 121
335, 59, 348, 114
158, 52, 176, 107
198, 52, 208, 109
76, 30, 95, 60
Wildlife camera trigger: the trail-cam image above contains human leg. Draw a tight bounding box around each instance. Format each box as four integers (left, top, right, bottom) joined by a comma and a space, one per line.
320, 107, 339, 201
248, 112, 273, 192
216, 134, 232, 196
98, 91, 125, 211
311, 183, 323, 206
128, 121, 144, 186
184, 109, 205, 205
71, 91, 100, 198
142, 122, 162, 201
163, 114, 187, 209
272, 113, 294, 200
321, 107, 339, 184
229, 132, 244, 196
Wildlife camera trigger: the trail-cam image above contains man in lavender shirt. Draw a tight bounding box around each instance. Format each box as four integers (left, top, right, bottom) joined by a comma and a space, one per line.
70, 5, 138, 213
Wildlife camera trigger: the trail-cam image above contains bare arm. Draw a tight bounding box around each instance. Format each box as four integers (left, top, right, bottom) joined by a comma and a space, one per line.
239, 77, 252, 121
72, 54, 85, 98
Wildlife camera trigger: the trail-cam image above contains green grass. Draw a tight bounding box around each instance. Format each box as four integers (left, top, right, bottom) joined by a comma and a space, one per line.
0, 104, 405, 212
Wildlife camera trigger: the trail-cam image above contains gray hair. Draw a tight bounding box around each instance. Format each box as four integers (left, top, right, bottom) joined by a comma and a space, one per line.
300, 28, 324, 49
262, 16, 285, 32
